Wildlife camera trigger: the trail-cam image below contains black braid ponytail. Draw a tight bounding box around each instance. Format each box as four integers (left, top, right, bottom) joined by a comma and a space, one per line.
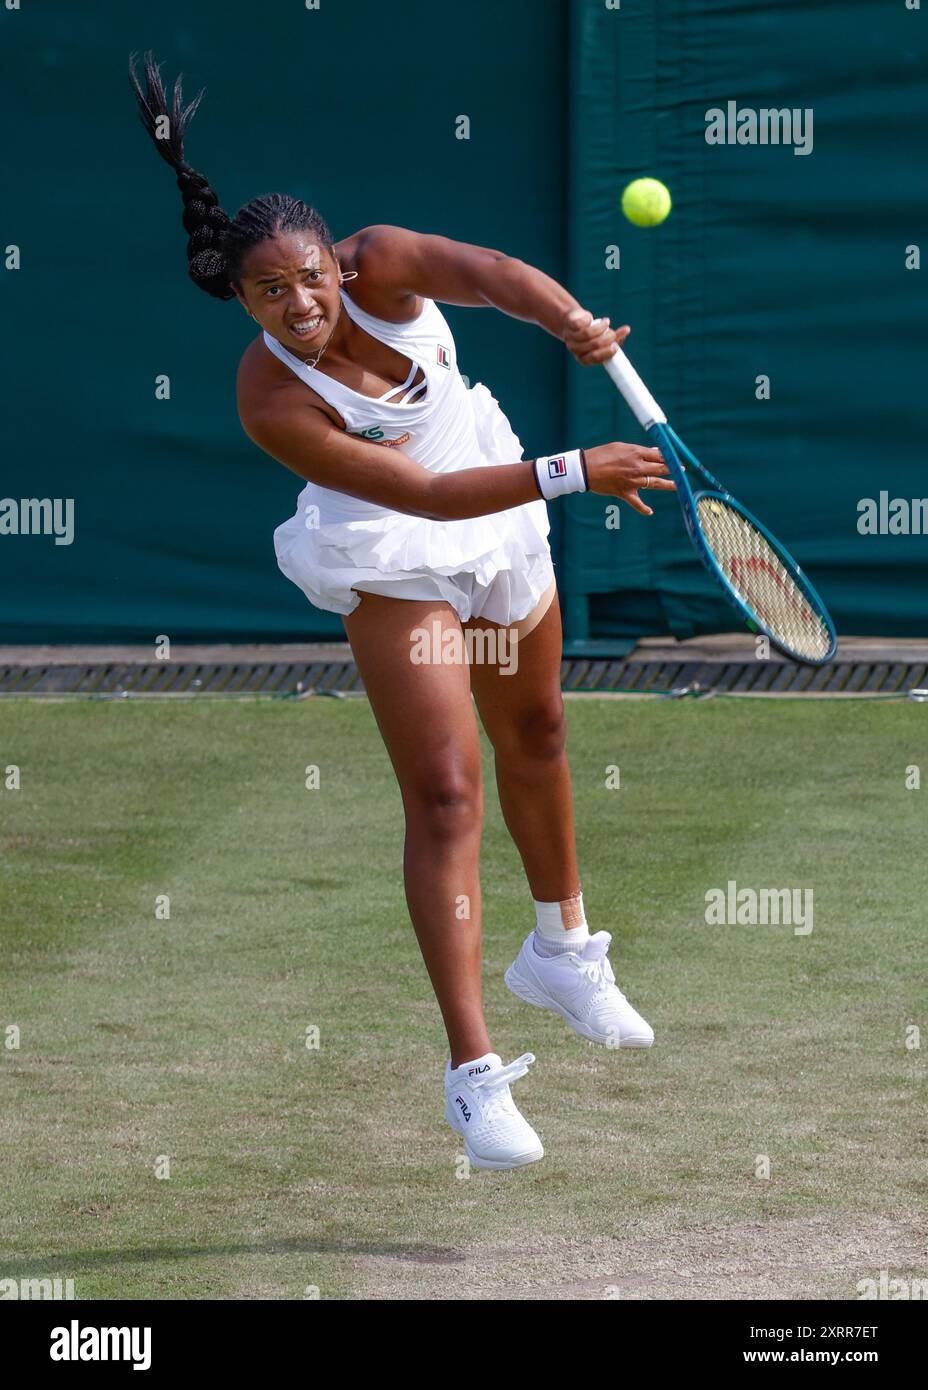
128, 51, 234, 300
128, 51, 335, 302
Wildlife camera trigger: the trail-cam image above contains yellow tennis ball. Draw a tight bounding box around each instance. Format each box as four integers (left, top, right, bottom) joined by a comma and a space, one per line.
621, 178, 672, 227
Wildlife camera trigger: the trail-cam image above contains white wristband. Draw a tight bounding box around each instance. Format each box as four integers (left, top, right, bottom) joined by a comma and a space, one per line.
533, 448, 589, 500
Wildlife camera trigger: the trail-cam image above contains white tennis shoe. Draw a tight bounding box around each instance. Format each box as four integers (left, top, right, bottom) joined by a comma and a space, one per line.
505, 931, 655, 1048
444, 1051, 544, 1170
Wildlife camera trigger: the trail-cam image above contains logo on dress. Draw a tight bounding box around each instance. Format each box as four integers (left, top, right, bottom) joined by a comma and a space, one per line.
547, 456, 568, 479
437, 345, 451, 369
350, 427, 412, 448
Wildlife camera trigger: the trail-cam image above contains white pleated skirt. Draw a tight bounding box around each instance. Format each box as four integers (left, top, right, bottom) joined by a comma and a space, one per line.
273, 382, 555, 626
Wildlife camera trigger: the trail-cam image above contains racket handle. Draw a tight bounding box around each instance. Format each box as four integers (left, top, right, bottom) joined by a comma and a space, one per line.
602, 347, 667, 430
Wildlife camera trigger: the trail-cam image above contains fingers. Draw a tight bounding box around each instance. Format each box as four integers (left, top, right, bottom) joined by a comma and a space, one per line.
564, 308, 631, 365
633, 452, 670, 477
625, 466, 675, 517
563, 307, 595, 335
575, 330, 629, 364
564, 312, 613, 348
625, 490, 653, 517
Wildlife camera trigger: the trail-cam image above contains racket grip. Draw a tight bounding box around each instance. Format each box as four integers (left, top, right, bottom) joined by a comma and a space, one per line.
602, 347, 667, 430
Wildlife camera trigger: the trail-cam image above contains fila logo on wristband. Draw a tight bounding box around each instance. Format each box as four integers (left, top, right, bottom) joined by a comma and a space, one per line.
533, 448, 588, 500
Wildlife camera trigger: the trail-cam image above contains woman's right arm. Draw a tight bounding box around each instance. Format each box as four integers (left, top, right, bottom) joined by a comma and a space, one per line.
242, 399, 673, 522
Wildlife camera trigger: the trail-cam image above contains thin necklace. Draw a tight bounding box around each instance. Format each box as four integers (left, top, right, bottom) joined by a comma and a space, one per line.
296, 302, 339, 370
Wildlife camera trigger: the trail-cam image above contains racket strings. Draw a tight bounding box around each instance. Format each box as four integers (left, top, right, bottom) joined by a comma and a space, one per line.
695, 497, 833, 662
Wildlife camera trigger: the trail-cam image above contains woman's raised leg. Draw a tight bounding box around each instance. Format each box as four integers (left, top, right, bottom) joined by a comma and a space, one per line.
341, 589, 490, 1068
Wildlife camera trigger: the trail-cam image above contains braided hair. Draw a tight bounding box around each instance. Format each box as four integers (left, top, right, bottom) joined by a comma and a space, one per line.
128, 51, 335, 302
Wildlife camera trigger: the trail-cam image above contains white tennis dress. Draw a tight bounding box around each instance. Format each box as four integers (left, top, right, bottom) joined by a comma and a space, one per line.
269, 289, 554, 624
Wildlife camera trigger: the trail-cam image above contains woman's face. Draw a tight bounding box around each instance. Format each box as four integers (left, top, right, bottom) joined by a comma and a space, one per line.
236, 232, 343, 352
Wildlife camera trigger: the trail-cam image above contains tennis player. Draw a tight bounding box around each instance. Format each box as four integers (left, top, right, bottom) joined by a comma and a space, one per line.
131, 54, 674, 1170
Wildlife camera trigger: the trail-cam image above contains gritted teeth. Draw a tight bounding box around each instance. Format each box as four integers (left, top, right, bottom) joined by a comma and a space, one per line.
291, 316, 322, 334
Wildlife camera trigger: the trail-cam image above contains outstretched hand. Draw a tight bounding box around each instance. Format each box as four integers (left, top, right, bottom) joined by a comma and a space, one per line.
584, 441, 675, 516
562, 307, 630, 365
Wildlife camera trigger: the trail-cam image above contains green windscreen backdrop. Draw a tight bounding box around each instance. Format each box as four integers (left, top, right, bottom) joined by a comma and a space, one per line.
564, 0, 927, 643
0, 0, 568, 642
2, 1, 925, 644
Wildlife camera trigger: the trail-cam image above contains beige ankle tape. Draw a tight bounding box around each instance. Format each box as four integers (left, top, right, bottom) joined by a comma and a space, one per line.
560, 892, 585, 929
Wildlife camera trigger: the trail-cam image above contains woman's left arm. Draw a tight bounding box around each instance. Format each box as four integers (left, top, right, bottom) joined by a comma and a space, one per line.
348, 223, 629, 365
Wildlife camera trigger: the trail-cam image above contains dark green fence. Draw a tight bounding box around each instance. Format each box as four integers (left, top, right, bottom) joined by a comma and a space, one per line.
564, 0, 927, 646
1, 0, 567, 642
2, 2, 924, 644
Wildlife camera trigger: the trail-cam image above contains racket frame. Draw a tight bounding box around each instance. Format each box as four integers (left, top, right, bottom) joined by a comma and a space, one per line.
601, 347, 837, 666
652, 423, 837, 665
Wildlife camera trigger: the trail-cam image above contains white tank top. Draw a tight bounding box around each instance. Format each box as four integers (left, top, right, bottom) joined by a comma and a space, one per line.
262, 291, 484, 523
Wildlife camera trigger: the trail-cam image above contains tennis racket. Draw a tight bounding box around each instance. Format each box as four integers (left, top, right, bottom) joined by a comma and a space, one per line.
603, 347, 837, 666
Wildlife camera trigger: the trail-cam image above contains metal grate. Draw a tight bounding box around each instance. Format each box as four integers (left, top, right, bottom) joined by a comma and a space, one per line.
0, 656, 925, 698
0, 660, 366, 699
560, 658, 928, 696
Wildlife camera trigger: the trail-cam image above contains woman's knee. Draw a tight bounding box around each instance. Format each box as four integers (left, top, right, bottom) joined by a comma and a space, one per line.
499, 699, 567, 763
403, 770, 484, 839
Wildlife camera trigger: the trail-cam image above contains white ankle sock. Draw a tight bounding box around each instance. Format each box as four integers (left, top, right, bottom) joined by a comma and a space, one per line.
533, 890, 590, 956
